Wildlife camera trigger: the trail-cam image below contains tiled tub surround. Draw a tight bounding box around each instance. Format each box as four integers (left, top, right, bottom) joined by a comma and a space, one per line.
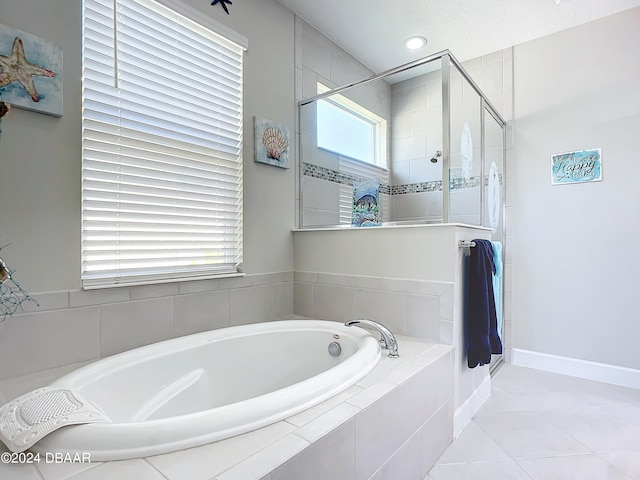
0, 337, 454, 480
292, 224, 494, 438
0, 272, 294, 380
294, 271, 454, 345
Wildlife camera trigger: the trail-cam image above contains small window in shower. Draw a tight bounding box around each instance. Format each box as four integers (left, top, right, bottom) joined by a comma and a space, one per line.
316, 83, 387, 169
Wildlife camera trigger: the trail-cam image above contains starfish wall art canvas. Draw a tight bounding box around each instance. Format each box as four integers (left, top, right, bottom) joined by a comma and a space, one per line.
0, 24, 63, 117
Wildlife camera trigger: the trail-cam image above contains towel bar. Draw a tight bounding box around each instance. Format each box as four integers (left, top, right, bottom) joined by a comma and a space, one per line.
458, 240, 476, 248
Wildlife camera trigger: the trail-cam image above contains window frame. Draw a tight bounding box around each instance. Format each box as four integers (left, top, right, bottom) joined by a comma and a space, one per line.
81, 0, 247, 289
315, 82, 388, 170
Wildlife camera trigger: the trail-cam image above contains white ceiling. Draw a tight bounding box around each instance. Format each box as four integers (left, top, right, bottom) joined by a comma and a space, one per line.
276, 0, 640, 74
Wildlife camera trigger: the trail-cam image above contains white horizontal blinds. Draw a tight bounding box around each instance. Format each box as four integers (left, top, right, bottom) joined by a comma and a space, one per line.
82, 0, 244, 287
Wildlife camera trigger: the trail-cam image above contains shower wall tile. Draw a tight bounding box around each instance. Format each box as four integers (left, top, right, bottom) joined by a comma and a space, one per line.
15, 290, 68, 313
294, 271, 317, 283
301, 34, 331, 80
440, 286, 454, 320
0, 307, 101, 379
440, 320, 454, 345
130, 283, 180, 301
412, 156, 442, 183
505, 206, 513, 236
147, 421, 296, 480
483, 49, 504, 66
503, 47, 514, 125
216, 434, 310, 480
302, 65, 319, 100
0, 369, 56, 401
394, 134, 426, 162
64, 459, 164, 480
302, 208, 340, 227
420, 404, 454, 478
273, 418, 356, 480
354, 289, 405, 335
0, 460, 41, 480
173, 290, 231, 337
345, 275, 382, 290
293, 281, 313, 318
100, 297, 174, 357
312, 284, 355, 322
505, 172, 515, 207
392, 159, 411, 185
50, 360, 95, 378
426, 80, 442, 108
462, 56, 483, 72
354, 363, 444, 480
316, 272, 347, 286
0, 274, 295, 380
473, 62, 504, 114
292, 403, 359, 444
69, 287, 130, 308
503, 264, 513, 295
272, 282, 295, 320
331, 48, 371, 88
392, 111, 410, 139
392, 191, 443, 222
295, 272, 454, 344
410, 108, 428, 136
285, 385, 363, 428
380, 425, 424, 480
405, 294, 440, 341
392, 86, 426, 113
177, 278, 222, 295
413, 281, 452, 297
229, 285, 275, 325
303, 177, 341, 211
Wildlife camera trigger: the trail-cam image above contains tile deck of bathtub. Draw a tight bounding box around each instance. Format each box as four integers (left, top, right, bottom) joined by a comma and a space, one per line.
0, 335, 451, 480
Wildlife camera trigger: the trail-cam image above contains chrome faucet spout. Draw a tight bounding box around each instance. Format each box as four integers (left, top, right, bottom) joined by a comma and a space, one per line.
345, 319, 399, 358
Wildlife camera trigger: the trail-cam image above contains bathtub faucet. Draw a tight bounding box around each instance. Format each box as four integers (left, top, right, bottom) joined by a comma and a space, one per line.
345, 319, 399, 358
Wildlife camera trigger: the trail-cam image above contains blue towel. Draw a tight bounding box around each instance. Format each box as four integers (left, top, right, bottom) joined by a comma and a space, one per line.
491, 241, 503, 339
464, 239, 503, 368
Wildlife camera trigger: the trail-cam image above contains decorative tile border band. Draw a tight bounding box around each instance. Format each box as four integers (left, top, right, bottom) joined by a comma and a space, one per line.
303, 163, 496, 195
303, 163, 391, 195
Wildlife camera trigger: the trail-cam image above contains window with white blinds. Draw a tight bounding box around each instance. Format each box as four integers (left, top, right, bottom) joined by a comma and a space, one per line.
82, 0, 247, 288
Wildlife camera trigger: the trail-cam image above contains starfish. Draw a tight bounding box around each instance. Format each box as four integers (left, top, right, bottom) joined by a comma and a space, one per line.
211, 0, 232, 15
0, 37, 56, 103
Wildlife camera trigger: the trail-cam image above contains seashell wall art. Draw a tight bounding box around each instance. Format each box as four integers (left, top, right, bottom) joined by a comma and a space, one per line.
254, 117, 290, 169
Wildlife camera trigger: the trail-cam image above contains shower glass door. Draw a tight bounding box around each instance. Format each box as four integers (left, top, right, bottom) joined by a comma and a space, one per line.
446, 60, 482, 225
483, 106, 506, 373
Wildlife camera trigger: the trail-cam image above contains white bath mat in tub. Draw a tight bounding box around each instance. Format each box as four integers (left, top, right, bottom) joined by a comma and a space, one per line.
0, 386, 110, 452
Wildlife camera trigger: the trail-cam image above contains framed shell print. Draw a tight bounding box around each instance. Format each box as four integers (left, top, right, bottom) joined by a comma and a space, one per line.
254, 117, 290, 169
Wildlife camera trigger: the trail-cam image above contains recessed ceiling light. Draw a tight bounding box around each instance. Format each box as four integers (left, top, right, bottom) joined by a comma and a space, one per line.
405, 36, 427, 50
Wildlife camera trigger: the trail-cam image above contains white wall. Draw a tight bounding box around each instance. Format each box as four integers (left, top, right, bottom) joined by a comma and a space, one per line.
511, 7, 640, 371
0, 0, 295, 293
0, 0, 296, 379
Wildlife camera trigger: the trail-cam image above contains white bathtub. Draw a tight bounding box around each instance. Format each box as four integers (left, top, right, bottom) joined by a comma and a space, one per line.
33, 320, 381, 461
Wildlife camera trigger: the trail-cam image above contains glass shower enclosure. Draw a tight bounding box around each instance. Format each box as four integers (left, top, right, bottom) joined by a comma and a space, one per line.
298, 50, 506, 368
298, 51, 505, 234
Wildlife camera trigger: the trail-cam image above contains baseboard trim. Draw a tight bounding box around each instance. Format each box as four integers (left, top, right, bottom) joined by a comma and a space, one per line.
512, 348, 640, 390
453, 374, 491, 438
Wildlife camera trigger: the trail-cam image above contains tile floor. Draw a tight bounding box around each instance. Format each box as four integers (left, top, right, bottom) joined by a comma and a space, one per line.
426, 364, 640, 480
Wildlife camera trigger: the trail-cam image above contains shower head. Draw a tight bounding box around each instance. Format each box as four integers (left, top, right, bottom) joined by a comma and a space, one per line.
430, 150, 442, 163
